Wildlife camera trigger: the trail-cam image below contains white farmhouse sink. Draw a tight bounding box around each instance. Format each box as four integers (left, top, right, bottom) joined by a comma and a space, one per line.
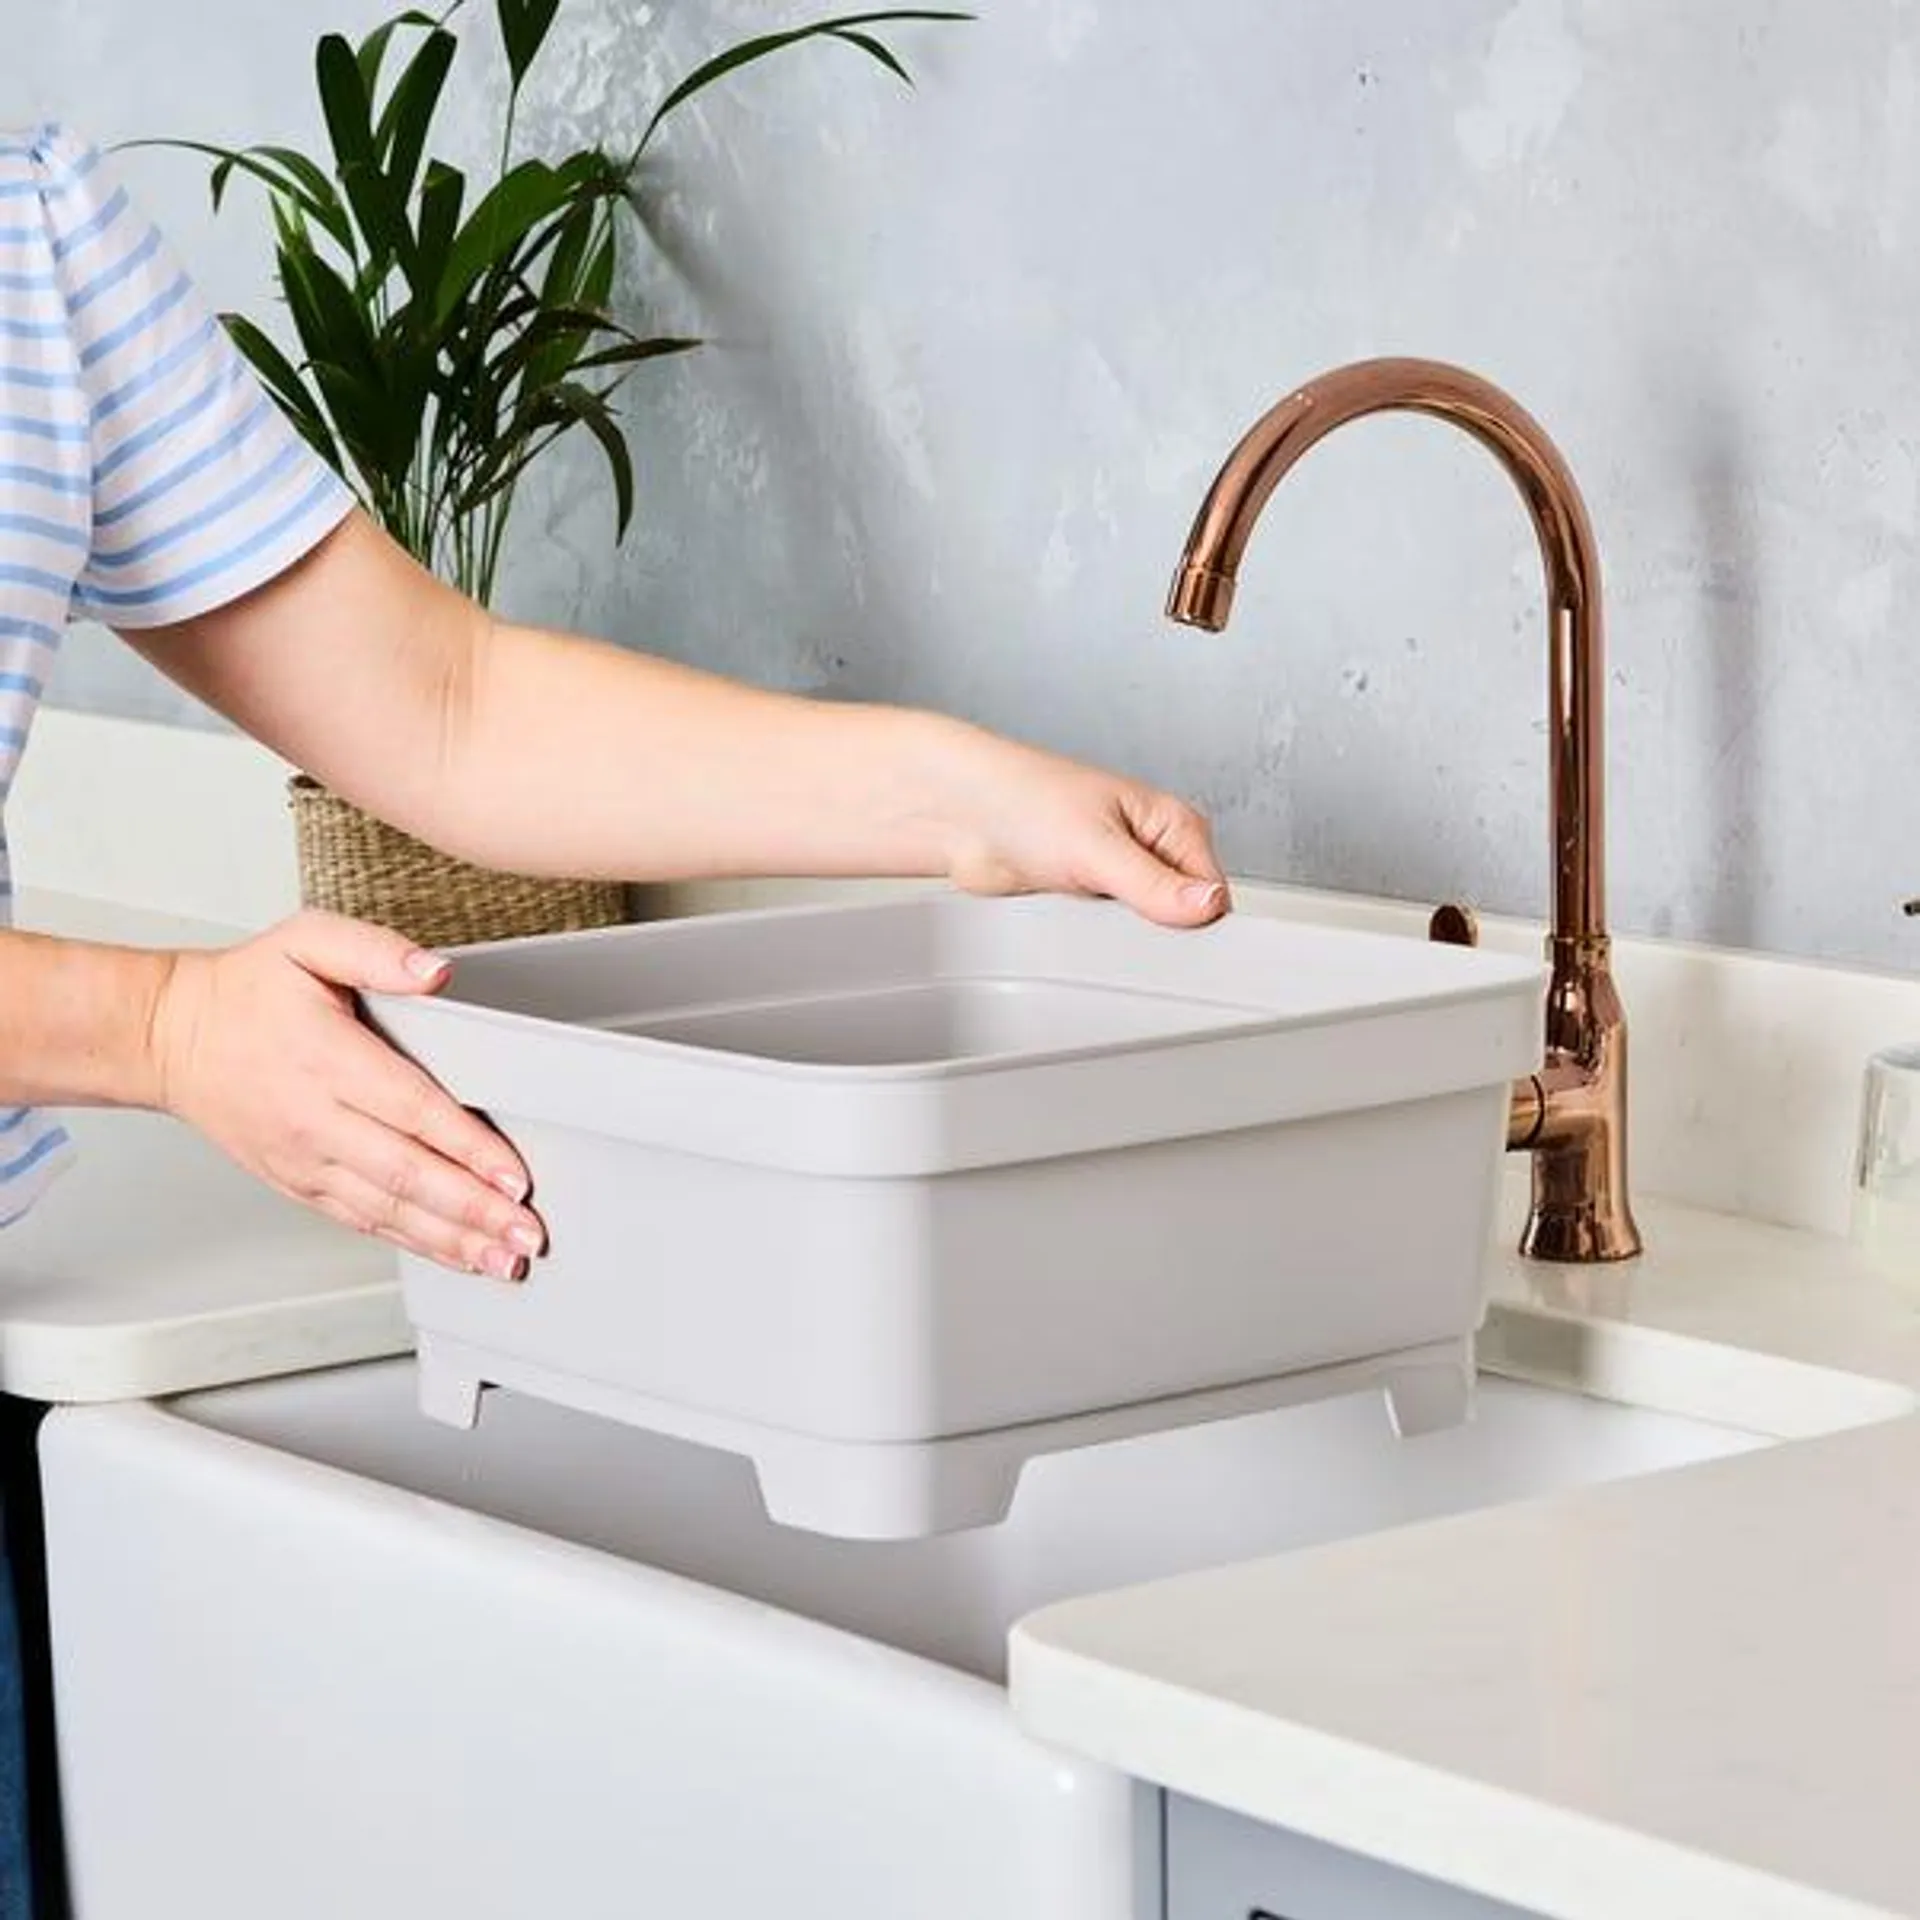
41, 1359, 1765, 1920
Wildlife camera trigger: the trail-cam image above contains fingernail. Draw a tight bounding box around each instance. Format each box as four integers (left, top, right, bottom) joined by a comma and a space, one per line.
405, 948, 452, 981
491, 1168, 529, 1201
507, 1222, 542, 1256
480, 1245, 518, 1280
1181, 880, 1226, 913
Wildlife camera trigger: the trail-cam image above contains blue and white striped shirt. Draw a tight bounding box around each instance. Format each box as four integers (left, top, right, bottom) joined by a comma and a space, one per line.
0, 124, 352, 1218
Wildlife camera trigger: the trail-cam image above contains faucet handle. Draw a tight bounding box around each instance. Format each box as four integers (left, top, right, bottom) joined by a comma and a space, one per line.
1428, 902, 1480, 948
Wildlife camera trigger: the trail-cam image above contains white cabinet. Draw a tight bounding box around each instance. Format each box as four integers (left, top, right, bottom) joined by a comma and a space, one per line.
1166, 1796, 1538, 1920
42, 1380, 1144, 1920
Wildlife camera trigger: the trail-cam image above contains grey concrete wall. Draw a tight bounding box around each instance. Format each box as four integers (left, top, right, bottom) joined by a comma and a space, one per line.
8, 2, 1920, 966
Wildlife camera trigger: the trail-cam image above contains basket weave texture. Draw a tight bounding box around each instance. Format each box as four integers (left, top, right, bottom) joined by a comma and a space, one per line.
288, 776, 626, 949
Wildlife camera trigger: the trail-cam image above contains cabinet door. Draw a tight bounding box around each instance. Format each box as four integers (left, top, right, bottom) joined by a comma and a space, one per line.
1165, 1795, 1541, 1920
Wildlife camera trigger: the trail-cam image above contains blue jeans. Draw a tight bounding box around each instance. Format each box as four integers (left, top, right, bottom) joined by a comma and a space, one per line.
0, 1532, 28, 1920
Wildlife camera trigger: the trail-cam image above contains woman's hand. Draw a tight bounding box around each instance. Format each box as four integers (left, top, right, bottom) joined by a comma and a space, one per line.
925, 722, 1230, 927
151, 912, 544, 1278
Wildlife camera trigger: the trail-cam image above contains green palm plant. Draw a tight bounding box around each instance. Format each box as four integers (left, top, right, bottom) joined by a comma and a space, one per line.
138, 0, 967, 605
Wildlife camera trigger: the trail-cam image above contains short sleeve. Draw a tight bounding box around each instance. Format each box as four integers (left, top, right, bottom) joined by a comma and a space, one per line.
30, 125, 354, 629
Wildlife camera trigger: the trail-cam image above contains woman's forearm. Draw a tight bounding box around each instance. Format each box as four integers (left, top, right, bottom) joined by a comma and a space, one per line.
129, 511, 1225, 920
418, 621, 967, 882
132, 513, 975, 884
0, 929, 171, 1109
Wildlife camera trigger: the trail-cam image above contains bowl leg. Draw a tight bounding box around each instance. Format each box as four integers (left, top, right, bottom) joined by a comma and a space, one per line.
416, 1342, 485, 1430
1382, 1342, 1475, 1439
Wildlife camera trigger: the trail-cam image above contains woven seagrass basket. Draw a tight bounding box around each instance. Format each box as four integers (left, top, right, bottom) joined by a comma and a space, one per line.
288, 776, 627, 950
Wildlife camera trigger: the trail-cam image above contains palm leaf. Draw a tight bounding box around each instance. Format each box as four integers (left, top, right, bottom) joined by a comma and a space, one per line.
410, 160, 466, 307
120, 139, 357, 254
275, 234, 390, 464
495, 0, 561, 90
220, 312, 344, 473
317, 34, 418, 279
248, 144, 360, 244
563, 334, 699, 379
636, 10, 973, 155
828, 30, 913, 84
579, 223, 616, 310
433, 159, 577, 327
356, 6, 446, 95
453, 377, 633, 528
377, 27, 458, 203
308, 359, 399, 492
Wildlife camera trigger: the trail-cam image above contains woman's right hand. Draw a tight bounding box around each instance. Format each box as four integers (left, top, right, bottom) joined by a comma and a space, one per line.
151, 911, 545, 1278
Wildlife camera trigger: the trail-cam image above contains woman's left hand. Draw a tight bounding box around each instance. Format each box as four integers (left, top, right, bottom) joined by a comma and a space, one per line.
925, 722, 1229, 928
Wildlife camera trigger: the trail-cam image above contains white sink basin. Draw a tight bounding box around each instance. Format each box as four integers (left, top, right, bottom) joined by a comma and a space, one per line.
170, 1362, 1758, 1679
41, 1359, 1765, 1920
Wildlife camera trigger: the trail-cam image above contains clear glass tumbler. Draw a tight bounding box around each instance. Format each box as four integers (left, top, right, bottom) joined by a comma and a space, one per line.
1852, 1044, 1920, 1290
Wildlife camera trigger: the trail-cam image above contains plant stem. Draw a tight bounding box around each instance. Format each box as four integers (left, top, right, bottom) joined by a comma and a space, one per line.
477, 486, 513, 609
498, 79, 518, 184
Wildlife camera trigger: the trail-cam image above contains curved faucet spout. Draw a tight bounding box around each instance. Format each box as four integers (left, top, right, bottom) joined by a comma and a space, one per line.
1169, 357, 1604, 945
1168, 357, 1640, 1263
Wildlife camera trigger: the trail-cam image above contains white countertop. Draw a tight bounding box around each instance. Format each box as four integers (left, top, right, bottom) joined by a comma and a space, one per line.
1012, 1179, 1920, 1920
0, 891, 405, 1401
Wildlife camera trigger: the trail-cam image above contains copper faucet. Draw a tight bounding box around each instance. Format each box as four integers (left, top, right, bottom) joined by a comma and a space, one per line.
1168, 357, 1641, 1263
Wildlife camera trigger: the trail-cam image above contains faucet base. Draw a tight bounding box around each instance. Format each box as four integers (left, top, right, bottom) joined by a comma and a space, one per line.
1519, 1200, 1643, 1264
1513, 935, 1641, 1263
1501, 940, 1641, 1263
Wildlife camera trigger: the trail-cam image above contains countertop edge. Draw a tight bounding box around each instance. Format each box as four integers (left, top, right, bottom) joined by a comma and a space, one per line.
1007, 1633, 1900, 1920
0, 1283, 410, 1404
1478, 1298, 1920, 1439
